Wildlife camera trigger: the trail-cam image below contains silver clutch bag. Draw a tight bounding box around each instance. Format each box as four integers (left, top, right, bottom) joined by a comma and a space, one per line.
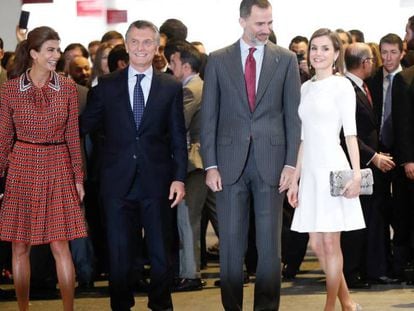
329, 168, 374, 197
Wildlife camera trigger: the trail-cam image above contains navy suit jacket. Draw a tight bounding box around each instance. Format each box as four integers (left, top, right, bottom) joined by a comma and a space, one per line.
392, 66, 414, 165
81, 66, 187, 199
366, 67, 385, 138
348, 78, 379, 166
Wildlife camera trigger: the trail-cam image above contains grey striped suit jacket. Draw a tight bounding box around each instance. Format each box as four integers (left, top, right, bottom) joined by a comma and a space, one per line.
200, 40, 301, 186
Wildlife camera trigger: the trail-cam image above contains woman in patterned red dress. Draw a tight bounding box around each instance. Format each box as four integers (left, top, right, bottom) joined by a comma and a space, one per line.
0, 26, 87, 311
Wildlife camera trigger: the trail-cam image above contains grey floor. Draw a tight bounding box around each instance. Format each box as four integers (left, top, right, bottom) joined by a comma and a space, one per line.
1, 229, 414, 310
1, 254, 414, 310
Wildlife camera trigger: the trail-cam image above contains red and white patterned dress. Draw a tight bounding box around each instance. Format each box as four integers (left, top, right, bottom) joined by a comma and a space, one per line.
0, 70, 87, 245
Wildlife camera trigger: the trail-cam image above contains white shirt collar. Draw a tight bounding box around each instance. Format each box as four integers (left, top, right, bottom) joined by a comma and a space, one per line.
239, 38, 265, 54
345, 71, 364, 90
383, 65, 402, 79
128, 65, 153, 81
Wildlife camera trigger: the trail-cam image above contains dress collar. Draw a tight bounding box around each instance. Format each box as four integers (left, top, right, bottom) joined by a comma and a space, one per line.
19, 69, 60, 92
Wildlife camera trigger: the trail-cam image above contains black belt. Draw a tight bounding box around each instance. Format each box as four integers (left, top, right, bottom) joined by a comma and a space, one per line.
16, 139, 66, 146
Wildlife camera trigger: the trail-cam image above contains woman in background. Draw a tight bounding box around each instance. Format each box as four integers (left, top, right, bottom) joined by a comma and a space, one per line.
89, 42, 113, 87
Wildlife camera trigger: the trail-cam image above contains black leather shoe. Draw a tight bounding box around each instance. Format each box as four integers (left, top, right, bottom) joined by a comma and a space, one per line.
135, 277, 150, 293
77, 281, 95, 290
30, 288, 59, 300
347, 279, 371, 289
76, 281, 98, 295
173, 278, 203, 292
282, 264, 298, 280
214, 274, 250, 287
0, 289, 14, 300
370, 276, 401, 285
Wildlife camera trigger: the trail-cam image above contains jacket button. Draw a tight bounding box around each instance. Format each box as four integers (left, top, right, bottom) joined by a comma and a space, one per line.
136, 136, 139, 141
133, 155, 137, 159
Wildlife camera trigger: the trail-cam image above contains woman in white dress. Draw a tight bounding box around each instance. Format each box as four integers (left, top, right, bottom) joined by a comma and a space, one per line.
287, 28, 365, 311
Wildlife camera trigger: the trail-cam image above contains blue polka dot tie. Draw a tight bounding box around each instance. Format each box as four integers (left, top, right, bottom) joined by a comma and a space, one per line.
133, 74, 145, 129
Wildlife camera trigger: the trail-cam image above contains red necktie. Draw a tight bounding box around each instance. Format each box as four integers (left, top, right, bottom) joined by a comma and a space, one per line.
245, 47, 256, 112
362, 82, 373, 106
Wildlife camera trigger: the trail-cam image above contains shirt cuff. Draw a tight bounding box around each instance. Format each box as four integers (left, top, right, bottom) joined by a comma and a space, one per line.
366, 153, 376, 165
205, 165, 218, 170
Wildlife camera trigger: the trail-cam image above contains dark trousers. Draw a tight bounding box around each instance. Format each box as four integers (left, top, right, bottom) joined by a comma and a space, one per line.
70, 236, 94, 284
216, 146, 283, 311
84, 179, 108, 276
178, 169, 209, 278
281, 199, 308, 277
0, 241, 11, 272
342, 195, 371, 281
364, 167, 394, 278
30, 245, 57, 290
200, 189, 218, 267
245, 206, 258, 275
103, 176, 173, 311
392, 166, 414, 277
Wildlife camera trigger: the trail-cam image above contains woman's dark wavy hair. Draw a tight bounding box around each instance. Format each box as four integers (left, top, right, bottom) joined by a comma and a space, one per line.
8, 26, 60, 79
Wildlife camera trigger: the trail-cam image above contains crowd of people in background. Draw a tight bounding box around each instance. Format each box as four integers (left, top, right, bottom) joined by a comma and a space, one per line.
0, 0, 414, 310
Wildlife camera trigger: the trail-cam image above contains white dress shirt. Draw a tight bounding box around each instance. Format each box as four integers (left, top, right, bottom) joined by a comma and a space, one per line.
240, 38, 264, 92
128, 65, 153, 109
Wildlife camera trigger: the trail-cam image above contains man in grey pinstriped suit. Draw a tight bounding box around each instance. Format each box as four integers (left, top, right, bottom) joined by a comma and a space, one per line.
200, 1, 301, 310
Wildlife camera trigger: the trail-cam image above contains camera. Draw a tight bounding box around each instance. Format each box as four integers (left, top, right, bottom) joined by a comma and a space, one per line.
296, 52, 305, 63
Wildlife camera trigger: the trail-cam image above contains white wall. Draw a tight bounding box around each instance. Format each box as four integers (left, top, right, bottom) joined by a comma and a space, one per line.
0, 0, 21, 51
1, 0, 413, 53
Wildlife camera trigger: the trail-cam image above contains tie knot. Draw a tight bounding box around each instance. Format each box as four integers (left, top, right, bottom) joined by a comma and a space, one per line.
248, 47, 256, 56
386, 74, 392, 82
136, 74, 145, 83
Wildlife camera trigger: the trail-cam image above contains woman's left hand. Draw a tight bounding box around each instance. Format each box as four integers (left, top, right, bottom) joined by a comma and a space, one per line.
76, 183, 85, 203
343, 176, 361, 198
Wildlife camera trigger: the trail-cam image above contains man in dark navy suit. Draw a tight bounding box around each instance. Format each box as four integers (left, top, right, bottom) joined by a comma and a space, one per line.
342, 43, 397, 289
81, 20, 187, 311
367, 34, 407, 282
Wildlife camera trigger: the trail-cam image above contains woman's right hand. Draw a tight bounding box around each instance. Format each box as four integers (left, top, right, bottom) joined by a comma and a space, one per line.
343, 174, 361, 198
287, 182, 299, 208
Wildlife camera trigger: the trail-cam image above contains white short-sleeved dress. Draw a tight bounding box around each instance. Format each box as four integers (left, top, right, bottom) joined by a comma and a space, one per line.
291, 75, 366, 233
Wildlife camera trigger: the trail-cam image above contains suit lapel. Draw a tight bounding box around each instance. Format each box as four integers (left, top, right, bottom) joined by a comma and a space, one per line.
117, 68, 137, 128
372, 69, 384, 127
356, 88, 377, 125
223, 42, 250, 113
357, 90, 372, 111
256, 44, 279, 107
348, 78, 377, 126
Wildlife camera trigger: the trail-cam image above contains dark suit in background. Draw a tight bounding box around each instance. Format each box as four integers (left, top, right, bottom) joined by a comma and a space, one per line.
201, 6, 301, 307
341, 74, 378, 286
392, 66, 414, 277
367, 66, 400, 278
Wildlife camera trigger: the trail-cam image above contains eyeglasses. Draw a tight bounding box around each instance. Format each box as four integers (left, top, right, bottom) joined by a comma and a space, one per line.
363, 57, 377, 64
